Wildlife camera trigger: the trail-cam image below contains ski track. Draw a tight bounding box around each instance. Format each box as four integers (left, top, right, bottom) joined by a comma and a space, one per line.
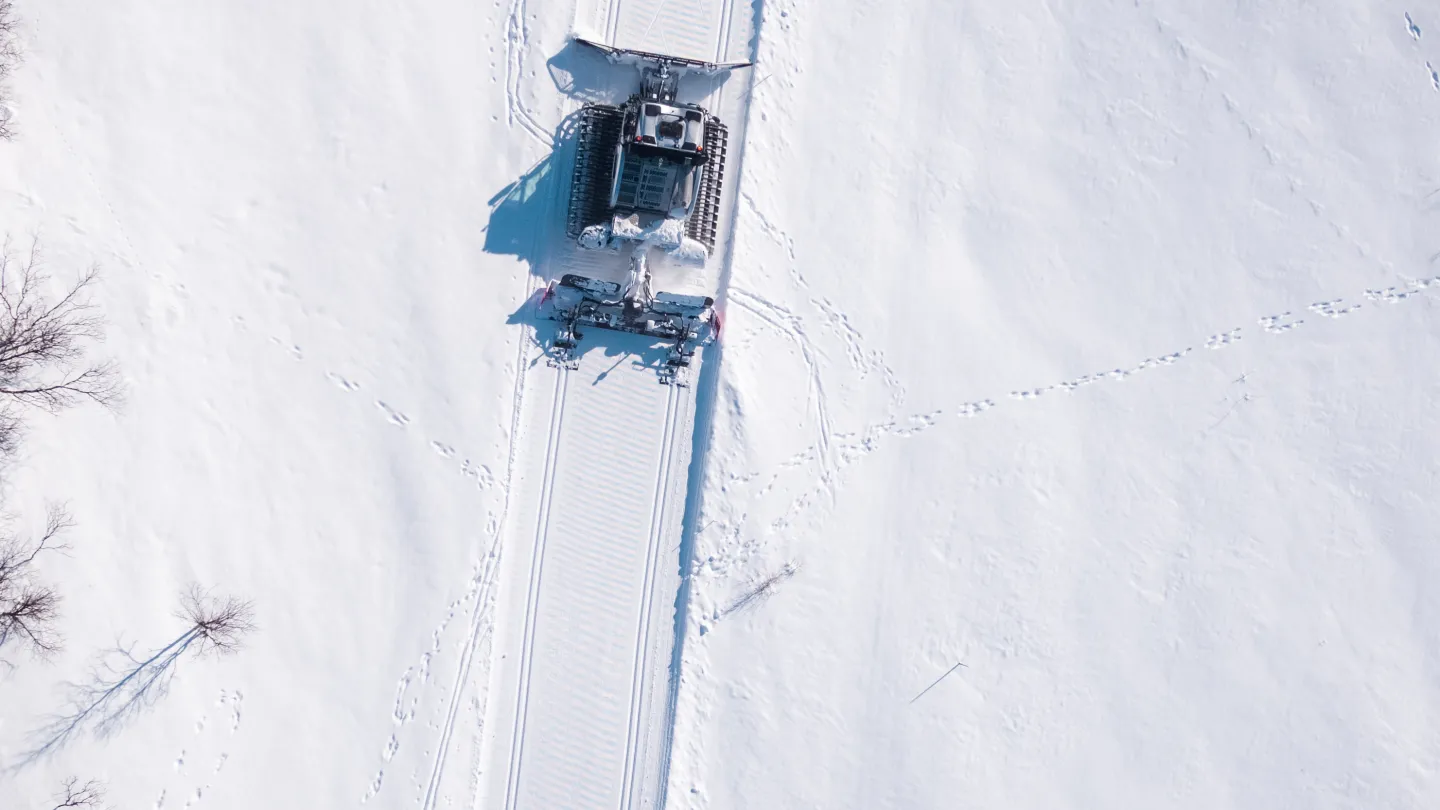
484, 3, 757, 807
618, 382, 681, 808
361, 0, 569, 789
506, 0, 553, 148
501, 367, 570, 810
396, 0, 573, 789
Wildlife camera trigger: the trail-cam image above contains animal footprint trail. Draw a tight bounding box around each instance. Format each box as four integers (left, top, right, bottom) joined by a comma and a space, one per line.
327, 371, 362, 392
268, 335, 305, 360
220, 688, 244, 733
1308, 299, 1362, 319
155, 690, 242, 810
1366, 276, 1440, 303
376, 400, 412, 427
364, 551, 502, 804
776, 271, 1437, 498
1259, 312, 1304, 334
957, 399, 996, 417
1205, 328, 1244, 349
715, 267, 1440, 625
264, 337, 506, 496
1008, 347, 1194, 403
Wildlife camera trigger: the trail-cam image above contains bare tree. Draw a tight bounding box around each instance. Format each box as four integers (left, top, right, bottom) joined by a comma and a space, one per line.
176, 583, 257, 656
0, 0, 18, 141
0, 240, 120, 412
0, 503, 71, 663
24, 586, 255, 760
51, 777, 108, 809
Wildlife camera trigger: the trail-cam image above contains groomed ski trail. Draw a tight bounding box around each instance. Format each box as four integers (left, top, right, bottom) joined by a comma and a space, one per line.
478, 1, 758, 808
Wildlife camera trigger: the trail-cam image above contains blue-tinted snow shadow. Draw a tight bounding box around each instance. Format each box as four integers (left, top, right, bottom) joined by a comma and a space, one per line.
545, 38, 633, 103
483, 39, 622, 273
482, 122, 574, 274
482, 155, 557, 267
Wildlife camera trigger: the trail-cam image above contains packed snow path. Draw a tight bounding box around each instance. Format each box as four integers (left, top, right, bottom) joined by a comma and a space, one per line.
491, 341, 693, 810
480, 2, 757, 808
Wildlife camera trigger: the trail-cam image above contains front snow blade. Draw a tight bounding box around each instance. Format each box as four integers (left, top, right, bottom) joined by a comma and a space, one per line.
573, 36, 755, 71
651, 291, 715, 317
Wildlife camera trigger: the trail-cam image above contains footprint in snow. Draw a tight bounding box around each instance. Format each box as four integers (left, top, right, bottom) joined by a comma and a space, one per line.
1205, 328, 1243, 349
1259, 313, 1304, 334
376, 401, 411, 427
274, 339, 303, 360
327, 371, 361, 392
957, 399, 995, 417
1308, 299, 1361, 318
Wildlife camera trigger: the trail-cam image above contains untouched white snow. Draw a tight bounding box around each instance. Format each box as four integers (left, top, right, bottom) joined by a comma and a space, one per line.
669, 0, 1440, 808
0, 0, 555, 806
1, 0, 1438, 808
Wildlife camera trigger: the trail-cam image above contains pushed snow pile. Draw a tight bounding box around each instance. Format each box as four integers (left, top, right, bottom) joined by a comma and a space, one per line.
606, 213, 709, 263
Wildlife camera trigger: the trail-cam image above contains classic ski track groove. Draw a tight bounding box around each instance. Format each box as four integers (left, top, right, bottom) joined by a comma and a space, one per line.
501, 367, 571, 810
618, 382, 681, 808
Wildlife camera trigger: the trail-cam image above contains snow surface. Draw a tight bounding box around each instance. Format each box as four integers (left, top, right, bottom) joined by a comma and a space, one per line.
670, 1, 1440, 808
2, 0, 1439, 808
